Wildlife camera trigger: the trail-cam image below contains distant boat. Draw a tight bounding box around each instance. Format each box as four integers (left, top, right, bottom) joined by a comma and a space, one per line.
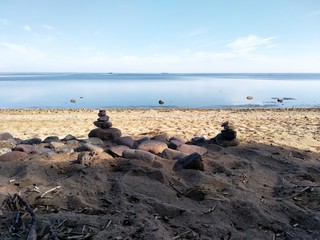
107, 72, 113, 74
161, 73, 169, 74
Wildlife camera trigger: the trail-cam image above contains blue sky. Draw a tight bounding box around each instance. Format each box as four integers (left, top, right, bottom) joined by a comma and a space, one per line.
0, 0, 319, 72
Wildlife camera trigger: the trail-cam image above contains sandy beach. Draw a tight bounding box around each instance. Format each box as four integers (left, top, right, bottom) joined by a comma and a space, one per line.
1, 108, 319, 152
0, 108, 320, 239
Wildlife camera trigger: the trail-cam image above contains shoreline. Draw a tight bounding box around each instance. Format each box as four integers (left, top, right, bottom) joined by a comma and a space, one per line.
1, 108, 319, 152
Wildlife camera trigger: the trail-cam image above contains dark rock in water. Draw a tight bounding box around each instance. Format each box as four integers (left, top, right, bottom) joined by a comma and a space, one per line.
177, 144, 207, 156
88, 128, 121, 141
94, 121, 113, 129
178, 153, 204, 171
62, 134, 77, 141
0, 140, 16, 149
221, 129, 237, 140
247, 96, 253, 100
137, 140, 168, 154
43, 136, 60, 143
159, 100, 164, 105
116, 136, 135, 148
70, 98, 76, 103
161, 148, 188, 160
13, 144, 39, 153
151, 133, 169, 143
98, 116, 110, 122
21, 137, 42, 145
108, 145, 130, 157
98, 110, 106, 117
0, 132, 14, 140
0, 151, 29, 162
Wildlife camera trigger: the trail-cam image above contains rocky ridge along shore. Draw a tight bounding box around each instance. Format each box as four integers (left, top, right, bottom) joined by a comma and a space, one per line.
0, 110, 319, 240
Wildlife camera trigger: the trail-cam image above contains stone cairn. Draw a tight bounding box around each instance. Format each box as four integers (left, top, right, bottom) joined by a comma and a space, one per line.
88, 110, 122, 141
209, 121, 240, 147
94, 110, 112, 129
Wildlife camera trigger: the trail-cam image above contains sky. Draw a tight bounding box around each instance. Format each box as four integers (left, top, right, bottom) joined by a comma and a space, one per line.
0, 0, 320, 73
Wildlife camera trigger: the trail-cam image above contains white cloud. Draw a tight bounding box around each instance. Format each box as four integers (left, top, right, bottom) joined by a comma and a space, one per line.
307, 10, 320, 17
23, 24, 32, 31
42, 24, 54, 30
227, 34, 276, 53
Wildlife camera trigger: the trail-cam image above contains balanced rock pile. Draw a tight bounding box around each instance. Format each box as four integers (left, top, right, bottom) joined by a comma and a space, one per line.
88, 110, 122, 141
209, 121, 240, 147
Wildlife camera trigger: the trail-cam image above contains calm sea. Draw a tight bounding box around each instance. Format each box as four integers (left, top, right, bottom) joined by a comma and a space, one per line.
0, 73, 320, 109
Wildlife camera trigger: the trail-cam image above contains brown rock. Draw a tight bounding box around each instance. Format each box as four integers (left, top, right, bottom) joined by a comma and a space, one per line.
115, 136, 135, 148
137, 140, 168, 154
0, 140, 16, 149
108, 145, 130, 157
13, 144, 39, 153
88, 128, 121, 141
0, 151, 29, 162
94, 121, 113, 129
0, 132, 14, 140
123, 149, 156, 162
178, 152, 204, 171
161, 148, 188, 160
177, 144, 207, 156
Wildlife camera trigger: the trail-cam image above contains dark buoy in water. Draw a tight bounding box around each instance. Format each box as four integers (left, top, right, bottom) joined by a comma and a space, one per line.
159, 100, 164, 105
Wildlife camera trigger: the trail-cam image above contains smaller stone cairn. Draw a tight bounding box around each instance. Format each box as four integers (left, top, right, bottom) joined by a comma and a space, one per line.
88, 110, 122, 141
209, 121, 240, 147
93, 110, 113, 129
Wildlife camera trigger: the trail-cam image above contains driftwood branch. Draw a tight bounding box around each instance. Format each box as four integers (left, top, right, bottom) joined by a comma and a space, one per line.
13, 194, 37, 240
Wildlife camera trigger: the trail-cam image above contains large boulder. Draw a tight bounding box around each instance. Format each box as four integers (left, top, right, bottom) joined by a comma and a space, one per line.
88, 128, 121, 141
137, 140, 168, 154
0, 151, 29, 162
176, 144, 207, 156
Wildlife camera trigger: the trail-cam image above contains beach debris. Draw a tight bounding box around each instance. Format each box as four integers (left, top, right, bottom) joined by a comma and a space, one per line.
70, 98, 76, 103
88, 110, 122, 140
246, 96, 253, 100
159, 100, 165, 105
209, 121, 240, 147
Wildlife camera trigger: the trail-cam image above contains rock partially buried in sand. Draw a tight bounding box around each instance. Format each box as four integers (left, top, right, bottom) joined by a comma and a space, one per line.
0, 151, 29, 162
137, 140, 168, 154
176, 152, 204, 171
88, 128, 121, 141
123, 149, 157, 162
176, 144, 207, 156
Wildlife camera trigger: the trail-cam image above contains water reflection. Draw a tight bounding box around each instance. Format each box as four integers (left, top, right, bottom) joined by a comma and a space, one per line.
0, 74, 320, 109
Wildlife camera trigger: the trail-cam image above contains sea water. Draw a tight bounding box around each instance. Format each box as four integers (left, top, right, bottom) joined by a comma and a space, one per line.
0, 73, 320, 109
